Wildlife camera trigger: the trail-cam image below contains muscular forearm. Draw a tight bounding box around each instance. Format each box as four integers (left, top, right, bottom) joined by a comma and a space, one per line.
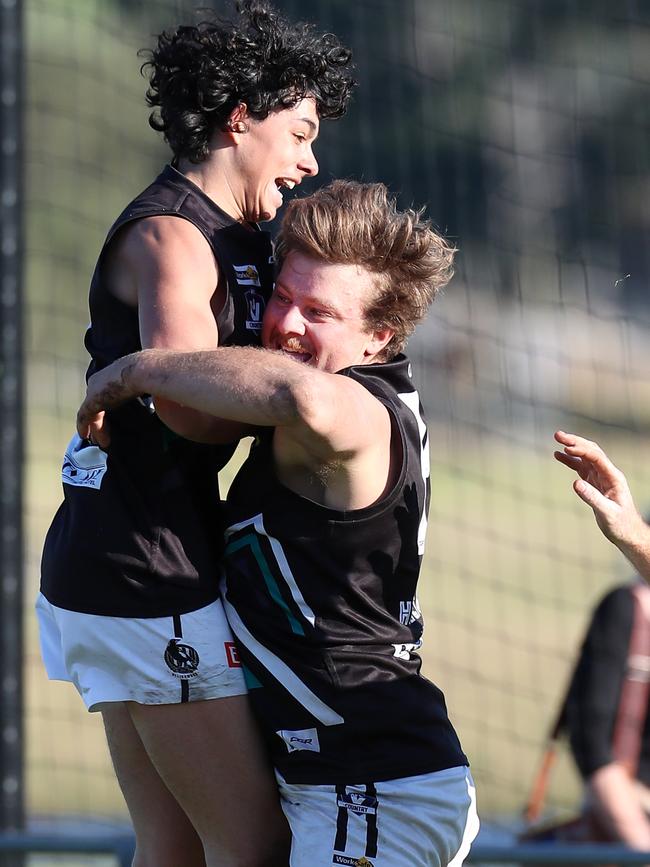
589, 763, 650, 848
137, 347, 308, 426
88, 347, 310, 429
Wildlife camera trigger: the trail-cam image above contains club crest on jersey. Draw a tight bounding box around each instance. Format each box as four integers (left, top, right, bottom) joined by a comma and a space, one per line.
234, 263, 262, 287
332, 856, 374, 867
244, 287, 265, 332
164, 638, 200, 679
277, 727, 321, 753
336, 792, 378, 816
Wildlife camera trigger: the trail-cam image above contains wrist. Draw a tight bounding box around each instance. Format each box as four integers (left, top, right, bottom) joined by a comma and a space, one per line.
120, 351, 148, 396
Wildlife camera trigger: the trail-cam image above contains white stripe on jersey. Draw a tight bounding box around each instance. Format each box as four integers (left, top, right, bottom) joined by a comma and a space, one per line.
221, 592, 344, 726
225, 513, 316, 626
397, 390, 430, 556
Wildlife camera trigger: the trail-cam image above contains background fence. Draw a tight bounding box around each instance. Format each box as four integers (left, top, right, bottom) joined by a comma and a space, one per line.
8, 0, 650, 847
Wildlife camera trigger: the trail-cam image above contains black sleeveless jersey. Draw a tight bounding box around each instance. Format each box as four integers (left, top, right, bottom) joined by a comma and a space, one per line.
41, 164, 273, 617
222, 355, 468, 784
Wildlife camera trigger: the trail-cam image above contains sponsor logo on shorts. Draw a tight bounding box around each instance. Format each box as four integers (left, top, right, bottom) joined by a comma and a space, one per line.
164, 639, 200, 679
61, 434, 108, 490
277, 727, 321, 753
224, 641, 241, 668
336, 792, 378, 816
332, 857, 374, 867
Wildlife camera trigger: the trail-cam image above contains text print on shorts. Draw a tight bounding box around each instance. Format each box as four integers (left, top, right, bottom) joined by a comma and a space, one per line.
333, 857, 373, 866
334, 784, 379, 863
277, 768, 478, 867
61, 433, 108, 490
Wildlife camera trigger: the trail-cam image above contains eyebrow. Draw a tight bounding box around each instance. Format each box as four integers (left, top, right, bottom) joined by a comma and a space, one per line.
275, 280, 337, 314
299, 118, 319, 134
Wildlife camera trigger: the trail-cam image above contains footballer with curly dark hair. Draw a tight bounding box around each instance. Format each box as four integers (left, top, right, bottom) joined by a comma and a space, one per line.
37, 2, 355, 865
143, 0, 354, 166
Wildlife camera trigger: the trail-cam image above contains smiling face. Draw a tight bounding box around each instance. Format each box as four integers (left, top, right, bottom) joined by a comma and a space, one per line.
261, 252, 394, 372
232, 98, 320, 222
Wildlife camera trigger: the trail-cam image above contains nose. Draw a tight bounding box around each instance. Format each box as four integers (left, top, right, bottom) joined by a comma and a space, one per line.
277, 302, 306, 335
299, 144, 318, 178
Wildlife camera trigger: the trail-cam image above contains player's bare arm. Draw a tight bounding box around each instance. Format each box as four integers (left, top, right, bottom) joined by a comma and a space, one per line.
77, 346, 394, 509
554, 429, 650, 581
104, 215, 253, 444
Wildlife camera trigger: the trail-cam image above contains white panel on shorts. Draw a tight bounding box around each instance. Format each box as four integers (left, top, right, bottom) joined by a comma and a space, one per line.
35, 593, 247, 711
276, 765, 479, 867
61, 433, 108, 490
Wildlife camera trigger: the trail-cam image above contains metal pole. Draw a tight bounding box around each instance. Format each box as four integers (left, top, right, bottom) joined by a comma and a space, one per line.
0, 0, 25, 858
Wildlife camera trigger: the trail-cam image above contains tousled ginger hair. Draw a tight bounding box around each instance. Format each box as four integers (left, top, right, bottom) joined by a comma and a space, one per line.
275, 180, 456, 360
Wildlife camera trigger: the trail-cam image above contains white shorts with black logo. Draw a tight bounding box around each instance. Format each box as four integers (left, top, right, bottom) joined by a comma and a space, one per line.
277, 765, 479, 867
36, 592, 248, 711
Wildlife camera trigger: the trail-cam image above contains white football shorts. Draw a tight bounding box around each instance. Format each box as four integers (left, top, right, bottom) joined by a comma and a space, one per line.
277, 765, 479, 867
36, 592, 247, 711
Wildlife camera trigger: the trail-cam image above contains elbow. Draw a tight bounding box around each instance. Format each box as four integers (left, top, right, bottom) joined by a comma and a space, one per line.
282, 376, 328, 431
153, 396, 215, 442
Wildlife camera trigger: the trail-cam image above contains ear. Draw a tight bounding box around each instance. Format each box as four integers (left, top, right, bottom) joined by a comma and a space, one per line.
226, 103, 250, 138
363, 327, 394, 362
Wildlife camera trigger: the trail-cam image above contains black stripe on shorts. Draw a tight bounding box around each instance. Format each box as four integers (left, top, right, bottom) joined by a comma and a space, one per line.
172, 614, 189, 703
364, 782, 378, 859
334, 784, 349, 852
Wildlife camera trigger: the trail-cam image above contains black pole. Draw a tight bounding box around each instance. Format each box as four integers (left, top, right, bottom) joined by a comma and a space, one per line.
0, 0, 25, 856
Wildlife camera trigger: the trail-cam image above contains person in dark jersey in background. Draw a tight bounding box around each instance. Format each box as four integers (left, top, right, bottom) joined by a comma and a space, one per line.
77, 180, 480, 867
36, 4, 354, 865
564, 581, 650, 848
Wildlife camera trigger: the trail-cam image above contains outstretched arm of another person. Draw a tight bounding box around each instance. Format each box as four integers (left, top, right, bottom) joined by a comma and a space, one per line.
554, 430, 650, 582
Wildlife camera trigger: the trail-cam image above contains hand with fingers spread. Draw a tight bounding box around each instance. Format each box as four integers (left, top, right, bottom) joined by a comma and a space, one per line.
554, 430, 650, 582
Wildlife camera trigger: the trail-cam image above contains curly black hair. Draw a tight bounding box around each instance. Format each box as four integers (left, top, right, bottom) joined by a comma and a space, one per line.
141, 0, 355, 164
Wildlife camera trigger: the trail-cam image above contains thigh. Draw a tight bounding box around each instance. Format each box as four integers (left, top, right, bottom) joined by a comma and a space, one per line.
278, 766, 479, 867
102, 703, 206, 867
129, 696, 290, 866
